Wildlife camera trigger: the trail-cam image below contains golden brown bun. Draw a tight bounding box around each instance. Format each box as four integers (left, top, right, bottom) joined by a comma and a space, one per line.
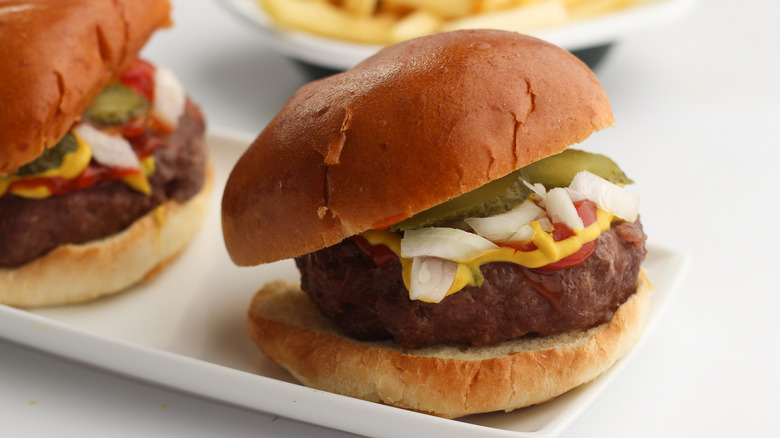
0, 0, 172, 176
0, 163, 213, 308
222, 30, 614, 266
247, 270, 653, 418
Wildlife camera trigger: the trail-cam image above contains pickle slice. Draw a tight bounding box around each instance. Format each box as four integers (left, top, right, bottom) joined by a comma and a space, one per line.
85, 83, 149, 126
521, 148, 633, 188
388, 149, 632, 231
389, 170, 531, 231
15, 133, 79, 176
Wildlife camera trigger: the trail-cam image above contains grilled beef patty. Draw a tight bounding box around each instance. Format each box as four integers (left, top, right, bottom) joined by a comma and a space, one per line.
0, 100, 206, 268
295, 220, 647, 349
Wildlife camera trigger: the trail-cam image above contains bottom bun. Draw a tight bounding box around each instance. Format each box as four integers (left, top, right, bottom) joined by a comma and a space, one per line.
0, 162, 214, 308
247, 269, 653, 418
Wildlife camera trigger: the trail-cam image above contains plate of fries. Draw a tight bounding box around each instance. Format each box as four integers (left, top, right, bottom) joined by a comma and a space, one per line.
220, 0, 693, 71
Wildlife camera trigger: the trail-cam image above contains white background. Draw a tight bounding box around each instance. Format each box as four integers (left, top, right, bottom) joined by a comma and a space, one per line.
2, 0, 779, 437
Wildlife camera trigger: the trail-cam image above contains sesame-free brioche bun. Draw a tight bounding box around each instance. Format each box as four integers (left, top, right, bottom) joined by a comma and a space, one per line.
222, 30, 614, 266
247, 270, 652, 418
0, 0, 172, 176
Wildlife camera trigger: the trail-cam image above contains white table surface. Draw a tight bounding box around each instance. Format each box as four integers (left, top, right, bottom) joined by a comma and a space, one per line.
2, 0, 779, 436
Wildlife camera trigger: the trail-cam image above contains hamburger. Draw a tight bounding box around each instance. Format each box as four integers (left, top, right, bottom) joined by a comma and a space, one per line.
222, 29, 652, 418
0, 0, 211, 307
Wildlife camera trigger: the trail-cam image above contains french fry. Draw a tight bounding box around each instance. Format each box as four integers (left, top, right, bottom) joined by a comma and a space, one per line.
477, 0, 515, 12
342, 0, 378, 17
261, 0, 394, 44
477, 0, 541, 13
389, 10, 443, 43
375, 1, 415, 16
257, 0, 656, 46
388, 0, 476, 19
567, 0, 649, 19
442, 0, 568, 33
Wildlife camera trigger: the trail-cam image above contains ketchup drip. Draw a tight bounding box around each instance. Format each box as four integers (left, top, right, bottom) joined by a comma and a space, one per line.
518, 269, 568, 315
119, 58, 156, 101
123, 119, 167, 158
352, 235, 399, 267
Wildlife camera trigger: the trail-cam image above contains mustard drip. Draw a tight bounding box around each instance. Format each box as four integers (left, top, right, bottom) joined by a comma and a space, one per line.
122, 155, 156, 195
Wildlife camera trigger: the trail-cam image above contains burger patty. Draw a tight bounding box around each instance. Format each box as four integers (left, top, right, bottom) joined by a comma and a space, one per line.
0, 100, 206, 268
295, 220, 647, 349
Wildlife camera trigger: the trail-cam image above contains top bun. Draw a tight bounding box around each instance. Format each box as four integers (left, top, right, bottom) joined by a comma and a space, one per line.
222, 30, 614, 266
0, 0, 172, 176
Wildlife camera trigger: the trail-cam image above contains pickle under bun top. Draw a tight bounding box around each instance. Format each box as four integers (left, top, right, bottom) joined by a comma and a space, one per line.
0, 0, 172, 176
222, 29, 615, 266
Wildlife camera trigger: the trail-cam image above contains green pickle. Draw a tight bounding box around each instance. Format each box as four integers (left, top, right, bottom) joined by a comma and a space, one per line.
15, 133, 79, 176
522, 149, 633, 189
390, 149, 631, 231
389, 170, 531, 231
85, 83, 149, 126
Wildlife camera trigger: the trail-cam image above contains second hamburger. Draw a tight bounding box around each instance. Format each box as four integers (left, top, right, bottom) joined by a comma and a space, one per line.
0, 0, 211, 307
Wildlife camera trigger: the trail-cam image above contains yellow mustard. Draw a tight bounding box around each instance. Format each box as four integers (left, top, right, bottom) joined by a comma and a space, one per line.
0, 132, 92, 198
361, 208, 614, 302
122, 155, 156, 195
0, 131, 155, 198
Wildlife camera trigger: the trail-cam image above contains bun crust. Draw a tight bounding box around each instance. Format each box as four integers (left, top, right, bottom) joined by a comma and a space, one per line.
0, 0, 172, 176
0, 163, 212, 308
222, 30, 614, 266
247, 270, 652, 418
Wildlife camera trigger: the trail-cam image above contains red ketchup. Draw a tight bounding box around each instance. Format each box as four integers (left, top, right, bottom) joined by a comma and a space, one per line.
119, 58, 156, 101
498, 200, 599, 270
8, 164, 141, 196
352, 235, 399, 267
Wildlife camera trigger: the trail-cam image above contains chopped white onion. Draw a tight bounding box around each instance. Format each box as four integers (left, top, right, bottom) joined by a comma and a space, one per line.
73, 124, 140, 170
565, 188, 587, 202
153, 65, 186, 129
546, 187, 584, 230
523, 180, 547, 200
409, 256, 458, 302
537, 216, 553, 232
464, 199, 546, 241
506, 224, 534, 242
569, 170, 640, 222
401, 227, 498, 261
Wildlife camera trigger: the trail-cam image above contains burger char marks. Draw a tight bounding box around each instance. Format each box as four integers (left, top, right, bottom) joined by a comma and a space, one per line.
0, 100, 206, 268
295, 219, 647, 349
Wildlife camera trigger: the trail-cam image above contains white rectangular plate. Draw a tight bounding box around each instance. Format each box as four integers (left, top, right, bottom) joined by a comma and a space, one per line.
0, 130, 689, 438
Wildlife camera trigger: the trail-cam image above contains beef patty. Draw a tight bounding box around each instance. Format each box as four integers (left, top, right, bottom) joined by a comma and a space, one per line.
295, 220, 647, 349
0, 99, 206, 268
